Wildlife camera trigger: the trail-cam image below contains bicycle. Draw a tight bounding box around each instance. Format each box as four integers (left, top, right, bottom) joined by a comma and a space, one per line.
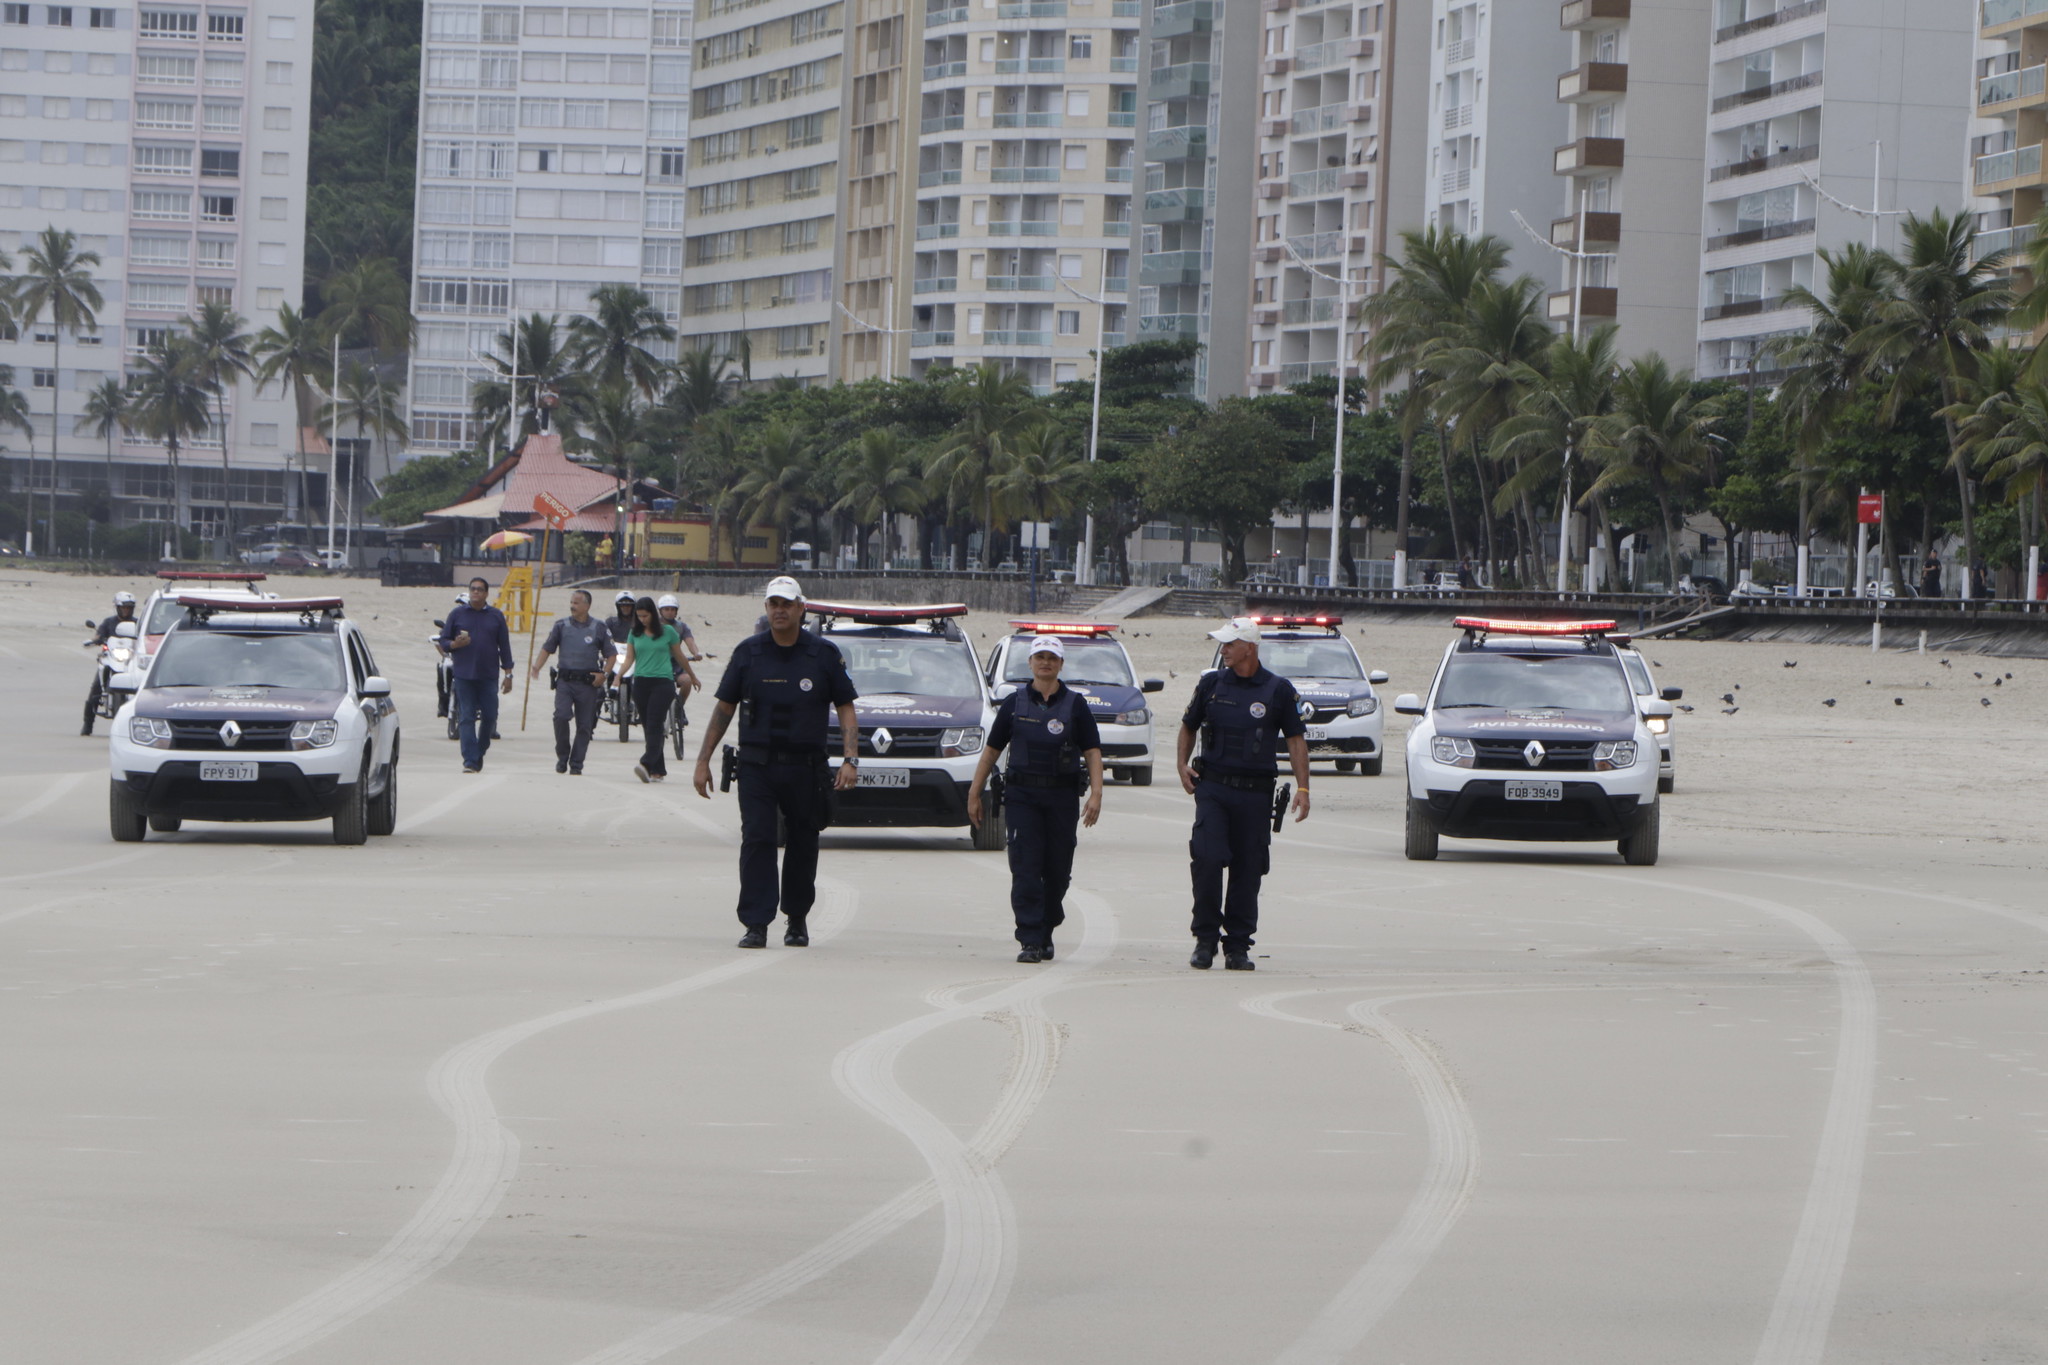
668, 683, 691, 761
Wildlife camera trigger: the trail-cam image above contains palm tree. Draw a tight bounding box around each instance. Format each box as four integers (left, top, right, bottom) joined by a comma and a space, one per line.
570, 284, 676, 399
1490, 326, 1622, 589
1584, 355, 1713, 589
1851, 209, 2013, 586
472, 313, 586, 451
185, 301, 255, 542
253, 301, 327, 527
1363, 226, 1512, 566
1425, 275, 1554, 583
1951, 359, 2048, 591
0, 370, 35, 534
126, 335, 213, 559
991, 421, 1086, 542
1770, 242, 1887, 559
668, 348, 735, 422
833, 429, 925, 568
927, 364, 1034, 566
14, 226, 104, 552
318, 362, 406, 493
735, 420, 818, 553
78, 377, 128, 495
318, 257, 415, 358
681, 411, 746, 565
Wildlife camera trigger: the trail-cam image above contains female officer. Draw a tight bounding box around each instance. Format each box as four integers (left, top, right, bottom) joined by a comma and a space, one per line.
968, 635, 1104, 963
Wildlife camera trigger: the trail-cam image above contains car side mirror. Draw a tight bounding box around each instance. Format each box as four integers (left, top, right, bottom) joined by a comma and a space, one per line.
1393, 693, 1424, 716
108, 672, 142, 693
1368, 670, 1389, 685
1660, 685, 1683, 701
1642, 699, 1673, 719
361, 676, 392, 698
1142, 677, 1164, 693
113, 621, 139, 639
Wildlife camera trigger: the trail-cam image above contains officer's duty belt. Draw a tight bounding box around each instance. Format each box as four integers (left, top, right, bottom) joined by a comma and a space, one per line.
740, 744, 827, 764
1005, 770, 1081, 789
1201, 770, 1277, 792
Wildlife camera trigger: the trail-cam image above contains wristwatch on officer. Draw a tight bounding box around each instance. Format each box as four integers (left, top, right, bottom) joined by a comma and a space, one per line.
842, 756, 859, 767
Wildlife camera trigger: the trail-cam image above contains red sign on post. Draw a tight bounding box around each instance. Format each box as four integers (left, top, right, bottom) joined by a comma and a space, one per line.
534, 491, 574, 530
1856, 492, 1883, 525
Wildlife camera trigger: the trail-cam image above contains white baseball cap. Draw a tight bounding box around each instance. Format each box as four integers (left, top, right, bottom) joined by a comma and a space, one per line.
1026, 635, 1066, 660
1208, 616, 1263, 645
763, 575, 805, 603
657, 594, 679, 610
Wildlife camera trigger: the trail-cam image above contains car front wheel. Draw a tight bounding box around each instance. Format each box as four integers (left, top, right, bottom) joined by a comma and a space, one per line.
1620, 800, 1661, 866
333, 756, 371, 845
1403, 798, 1439, 860
367, 747, 399, 836
110, 781, 147, 842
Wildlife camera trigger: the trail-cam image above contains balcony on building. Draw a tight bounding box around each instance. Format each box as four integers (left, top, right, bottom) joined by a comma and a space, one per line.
1980, 0, 2048, 37
1144, 185, 1210, 221
1710, 70, 1823, 114
1557, 61, 1627, 102
1547, 287, 1618, 322
1550, 211, 1621, 249
1149, 61, 1214, 100
1561, 0, 1628, 30
1554, 137, 1625, 175
1980, 61, 2048, 116
1973, 220, 2038, 262
1139, 249, 1205, 286
1715, 0, 1825, 44
1705, 217, 1816, 252
1139, 312, 1203, 338
1152, 0, 1215, 37
1976, 141, 2048, 194
1145, 124, 1209, 161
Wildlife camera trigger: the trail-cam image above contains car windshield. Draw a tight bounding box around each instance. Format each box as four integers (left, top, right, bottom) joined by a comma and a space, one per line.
149, 631, 346, 690
828, 634, 982, 697
144, 596, 187, 634
1435, 651, 1634, 713
1248, 639, 1363, 679
1620, 654, 1653, 695
1001, 638, 1134, 687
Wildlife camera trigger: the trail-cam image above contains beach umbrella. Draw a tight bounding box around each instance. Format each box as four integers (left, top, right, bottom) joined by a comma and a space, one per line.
481, 530, 532, 551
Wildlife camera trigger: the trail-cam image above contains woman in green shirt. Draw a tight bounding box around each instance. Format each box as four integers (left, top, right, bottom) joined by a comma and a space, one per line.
618, 596, 695, 782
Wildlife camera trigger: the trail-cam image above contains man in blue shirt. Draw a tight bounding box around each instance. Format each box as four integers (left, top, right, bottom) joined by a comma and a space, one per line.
438, 575, 516, 772
1177, 618, 1311, 971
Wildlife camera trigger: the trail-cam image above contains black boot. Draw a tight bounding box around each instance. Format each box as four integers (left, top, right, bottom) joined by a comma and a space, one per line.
737, 928, 768, 949
1224, 950, 1255, 971
1189, 942, 1217, 970
783, 917, 809, 947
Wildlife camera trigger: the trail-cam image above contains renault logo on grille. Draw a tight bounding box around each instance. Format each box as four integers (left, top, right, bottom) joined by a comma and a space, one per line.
219, 720, 243, 749
872, 727, 893, 755
1522, 739, 1546, 768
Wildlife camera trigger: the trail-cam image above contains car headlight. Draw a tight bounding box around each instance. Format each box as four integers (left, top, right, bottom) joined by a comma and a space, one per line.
1429, 735, 1474, 768
290, 719, 340, 749
129, 718, 172, 747
1113, 707, 1150, 727
941, 726, 984, 757
1644, 716, 1669, 735
1593, 740, 1637, 770
1347, 695, 1378, 717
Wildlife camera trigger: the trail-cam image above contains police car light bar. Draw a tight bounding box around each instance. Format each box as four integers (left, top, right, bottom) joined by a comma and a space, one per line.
1453, 616, 1616, 636
1006, 619, 1118, 635
805, 600, 969, 625
178, 593, 344, 617
158, 570, 267, 582
1250, 614, 1344, 628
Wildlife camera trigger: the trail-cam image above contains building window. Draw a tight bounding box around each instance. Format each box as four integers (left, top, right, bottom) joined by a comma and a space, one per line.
259, 195, 286, 219
1057, 309, 1080, 335
138, 53, 200, 84
264, 59, 290, 84
1069, 33, 1090, 58
205, 9, 241, 39
203, 102, 240, 131
200, 147, 240, 177
2, 4, 28, 22
88, 3, 112, 21
261, 150, 287, 174
200, 191, 235, 220
262, 105, 289, 130
196, 283, 233, 306
204, 55, 243, 85
134, 144, 196, 174
139, 6, 198, 37
32, 368, 56, 388
48, 5, 73, 23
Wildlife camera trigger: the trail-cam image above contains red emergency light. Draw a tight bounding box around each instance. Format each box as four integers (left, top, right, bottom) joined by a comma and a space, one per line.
1006, 619, 1118, 635
1454, 616, 1616, 636
158, 570, 267, 582
805, 600, 969, 625
1251, 614, 1344, 628
178, 593, 344, 616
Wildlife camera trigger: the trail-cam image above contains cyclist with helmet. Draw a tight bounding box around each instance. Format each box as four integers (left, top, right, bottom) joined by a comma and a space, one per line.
81, 591, 139, 735
655, 593, 705, 745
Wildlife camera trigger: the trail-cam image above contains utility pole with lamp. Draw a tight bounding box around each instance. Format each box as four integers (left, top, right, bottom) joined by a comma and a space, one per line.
1056, 275, 1113, 588
1281, 240, 1373, 589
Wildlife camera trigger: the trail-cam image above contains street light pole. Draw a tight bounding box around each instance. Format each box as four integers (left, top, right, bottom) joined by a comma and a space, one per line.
835, 294, 913, 384
1057, 276, 1112, 588
1282, 241, 1368, 587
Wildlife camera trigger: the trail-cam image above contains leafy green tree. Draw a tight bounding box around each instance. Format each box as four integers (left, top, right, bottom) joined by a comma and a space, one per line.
252, 301, 328, 523
834, 429, 926, 568
319, 256, 414, 356
570, 285, 676, 399
927, 365, 1035, 565
1138, 399, 1293, 583
735, 420, 818, 552
185, 301, 255, 539
1492, 327, 1621, 588
1584, 356, 1713, 588
1771, 242, 1886, 553
14, 226, 104, 548
126, 336, 213, 555
320, 361, 406, 493
307, 0, 420, 286
472, 314, 587, 451
78, 378, 128, 488
366, 449, 485, 527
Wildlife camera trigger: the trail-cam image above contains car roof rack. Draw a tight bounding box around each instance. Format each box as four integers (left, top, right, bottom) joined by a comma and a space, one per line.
807, 600, 969, 629
158, 569, 267, 583
1251, 614, 1343, 630
1453, 616, 1616, 640
178, 593, 344, 624
1005, 619, 1118, 635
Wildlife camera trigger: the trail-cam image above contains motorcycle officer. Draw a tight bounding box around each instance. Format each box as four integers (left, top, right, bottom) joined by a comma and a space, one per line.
1176, 617, 1311, 971
81, 591, 139, 736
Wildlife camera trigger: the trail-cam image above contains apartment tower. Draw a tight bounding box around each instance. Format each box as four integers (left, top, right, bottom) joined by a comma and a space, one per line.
406, 0, 696, 452
1973, 1, 2048, 268
1551, 0, 1707, 364
832, 0, 920, 380
0, 0, 312, 537
1423, 0, 1561, 280
906, 0, 1140, 391
1695, 0, 1974, 382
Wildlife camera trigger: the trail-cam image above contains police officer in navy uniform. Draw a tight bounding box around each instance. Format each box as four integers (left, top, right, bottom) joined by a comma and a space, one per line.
1176, 617, 1311, 970
694, 576, 860, 949
968, 635, 1105, 963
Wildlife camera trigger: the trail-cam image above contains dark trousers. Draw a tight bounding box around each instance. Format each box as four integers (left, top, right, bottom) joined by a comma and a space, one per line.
553, 675, 602, 770
1190, 779, 1273, 950
1005, 784, 1079, 948
632, 676, 676, 776
735, 756, 825, 929
83, 674, 104, 729
452, 675, 500, 768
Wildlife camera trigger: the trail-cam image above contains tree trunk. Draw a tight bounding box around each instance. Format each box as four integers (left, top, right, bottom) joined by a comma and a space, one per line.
218, 391, 235, 547
1468, 441, 1497, 586
1945, 408, 1975, 597
49, 331, 62, 554
1596, 498, 1622, 592
1434, 423, 1464, 564
1654, 478, 1681, 589
1393, 425, 1413, 560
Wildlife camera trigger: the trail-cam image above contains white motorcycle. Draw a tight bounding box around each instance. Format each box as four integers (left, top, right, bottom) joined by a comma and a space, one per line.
83, 620, 142, 730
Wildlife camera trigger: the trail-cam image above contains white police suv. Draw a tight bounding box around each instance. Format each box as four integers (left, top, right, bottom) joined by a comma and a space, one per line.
984, 620, 1163, 785
1208, 615, 1390, 775
130, 569, 272, 671
1616, 644, 1681, 794
106, 591, 400, 845
1394, 617, 1669, 864
809, 601, 1003, 849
